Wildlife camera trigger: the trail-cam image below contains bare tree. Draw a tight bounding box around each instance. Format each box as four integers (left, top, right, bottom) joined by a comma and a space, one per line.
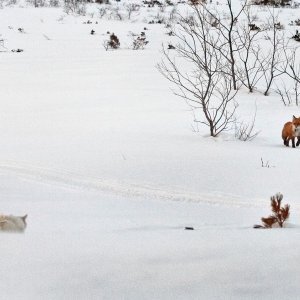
200, 0, 248, 90
158, 7, 237, 137
235, 7, 265, 92
258, 9, 286, 96
279, 47, 300, 100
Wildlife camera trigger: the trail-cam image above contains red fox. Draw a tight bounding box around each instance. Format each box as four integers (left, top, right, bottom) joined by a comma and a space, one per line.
282, 115, 300, 148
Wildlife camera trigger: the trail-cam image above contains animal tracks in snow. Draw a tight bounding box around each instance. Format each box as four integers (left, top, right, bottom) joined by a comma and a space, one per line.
0, 161, 286, 209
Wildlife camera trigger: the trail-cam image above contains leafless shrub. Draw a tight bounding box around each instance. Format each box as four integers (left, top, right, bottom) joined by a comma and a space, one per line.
275, 83, 293, 105
235, 7, 265, 93
103, 33, 120, 50
153, 12, 165, 24
159, 1, 166, 12
26, 0, 45, 7
158, 7, 238, 137
109, 6, 123, 21
258, 10, 287, 96
0, 37, 7, 51
57, 15, 66, 22
278, 47, 300, 103
251, 0, 292, 6
130, 32, 149, 50
167, 5, 177, 23
64, 0, 87, 15
6, 0, 17, 5
200, 0, 248, 91
98, 7, 107, 18
49, 0, 59, 7
234, 108, 260, 141
125, 3, 140, 20
275, 75, 300, 105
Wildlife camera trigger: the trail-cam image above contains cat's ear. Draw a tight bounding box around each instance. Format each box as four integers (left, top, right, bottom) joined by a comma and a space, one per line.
22, 215, 27, 222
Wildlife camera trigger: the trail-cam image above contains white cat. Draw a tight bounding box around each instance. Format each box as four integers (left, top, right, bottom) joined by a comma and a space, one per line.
0, 214, 27, 232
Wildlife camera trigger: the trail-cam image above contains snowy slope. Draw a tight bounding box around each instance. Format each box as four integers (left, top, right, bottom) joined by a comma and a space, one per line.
0, 2, 300, 299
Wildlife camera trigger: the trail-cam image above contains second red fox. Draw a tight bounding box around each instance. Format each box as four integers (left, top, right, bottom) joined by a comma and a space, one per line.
282, 115, 300, 148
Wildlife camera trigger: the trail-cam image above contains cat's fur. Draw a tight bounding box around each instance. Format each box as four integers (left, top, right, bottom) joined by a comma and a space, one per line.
0, 214, 27, 232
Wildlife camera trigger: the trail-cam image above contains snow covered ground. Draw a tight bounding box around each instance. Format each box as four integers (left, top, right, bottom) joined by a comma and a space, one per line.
1, 2, 300, 299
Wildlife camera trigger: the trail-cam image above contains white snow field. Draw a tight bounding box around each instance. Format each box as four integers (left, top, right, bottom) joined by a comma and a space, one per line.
1, 2, 300, 299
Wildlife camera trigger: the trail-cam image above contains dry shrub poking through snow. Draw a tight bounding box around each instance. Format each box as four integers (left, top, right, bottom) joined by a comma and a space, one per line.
254, 193, 290, 229
103, 33, 120, 50
131, 32, 149, 50
108, 33, 120, 49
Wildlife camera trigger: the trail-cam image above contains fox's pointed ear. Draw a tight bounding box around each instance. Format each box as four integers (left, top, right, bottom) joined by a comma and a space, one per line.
293, 115, 296, 119
22, 214, 27, 221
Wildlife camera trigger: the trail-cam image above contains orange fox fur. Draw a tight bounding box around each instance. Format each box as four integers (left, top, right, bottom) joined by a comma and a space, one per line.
282, 115, 300, 148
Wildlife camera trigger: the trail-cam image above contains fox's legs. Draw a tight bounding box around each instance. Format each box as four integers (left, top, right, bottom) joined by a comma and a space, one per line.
284, 137, 296, 147
283, 137, 289, 146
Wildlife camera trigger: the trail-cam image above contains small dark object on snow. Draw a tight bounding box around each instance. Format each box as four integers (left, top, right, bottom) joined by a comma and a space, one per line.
18, 28, 24, 33
11, 49, 24, 52
168, 44, 175, 50
91, 30, 95, 35
144, 27, 148, 30
253, 224, 265, 229
184, 227, 194, 230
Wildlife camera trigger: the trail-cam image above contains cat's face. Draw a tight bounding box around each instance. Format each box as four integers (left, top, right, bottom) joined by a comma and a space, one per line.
12, 215, 27, 229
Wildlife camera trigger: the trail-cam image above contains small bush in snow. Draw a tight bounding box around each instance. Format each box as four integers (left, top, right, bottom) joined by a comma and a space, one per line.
131, 32, 148, 50
189, 0, 206, 5
125, 3, 140, 20
254, 193, 290, 229
64, 0, 86, 16
251, 0, 291, 6
234, 120, 260, 141
98, 7, 107, 18
0, 37, 6, 50
49, 0, 59, 7
103, 33, 120, 50
234, 109, 260, 141
96, 0, 110, 3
